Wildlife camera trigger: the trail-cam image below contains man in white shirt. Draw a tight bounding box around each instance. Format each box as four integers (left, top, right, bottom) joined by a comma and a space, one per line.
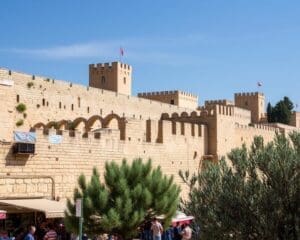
151, 217, 163, 240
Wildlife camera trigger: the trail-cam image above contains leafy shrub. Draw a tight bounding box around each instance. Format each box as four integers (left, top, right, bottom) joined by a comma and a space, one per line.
16, 103, 26, 113
16, 119, 24, 127
27, 82, 34, 88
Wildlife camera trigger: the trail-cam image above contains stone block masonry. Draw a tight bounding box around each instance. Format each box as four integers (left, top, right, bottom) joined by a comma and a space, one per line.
0, 63, 299, 201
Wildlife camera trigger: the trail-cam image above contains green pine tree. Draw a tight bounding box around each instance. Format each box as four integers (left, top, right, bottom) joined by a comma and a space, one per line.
267, 96, 294, 124
180, 132, 300, 240
267, 102, 273, 123
65, 158, 180, 239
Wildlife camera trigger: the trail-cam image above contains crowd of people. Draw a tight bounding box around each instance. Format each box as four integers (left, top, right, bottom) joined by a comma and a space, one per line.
0, 223, 68, 240
140, 218, 192, 240
1, 218, 194, 240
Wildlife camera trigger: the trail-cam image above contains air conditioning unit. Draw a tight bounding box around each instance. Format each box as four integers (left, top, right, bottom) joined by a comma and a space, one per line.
13, 142, 35, 154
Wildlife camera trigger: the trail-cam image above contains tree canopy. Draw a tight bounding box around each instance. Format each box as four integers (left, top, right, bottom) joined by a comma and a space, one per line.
267, 96, 294, 124
65, 158, 180, 239
180, 132, 300, 240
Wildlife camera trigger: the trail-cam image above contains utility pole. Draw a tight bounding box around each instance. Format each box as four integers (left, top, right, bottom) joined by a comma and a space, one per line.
76, 199, 83, 240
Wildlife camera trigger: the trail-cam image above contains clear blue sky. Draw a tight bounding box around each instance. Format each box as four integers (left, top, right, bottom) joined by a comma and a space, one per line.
1, 0, 300, 108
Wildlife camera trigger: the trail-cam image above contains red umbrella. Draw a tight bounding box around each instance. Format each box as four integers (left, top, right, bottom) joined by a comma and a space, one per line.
0, 210, 6, 220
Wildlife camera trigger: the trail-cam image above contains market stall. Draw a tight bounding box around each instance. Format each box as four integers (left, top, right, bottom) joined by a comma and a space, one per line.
0, 199, 66, 239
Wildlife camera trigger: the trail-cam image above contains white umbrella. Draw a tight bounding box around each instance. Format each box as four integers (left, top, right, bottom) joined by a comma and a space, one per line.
172, 211, 194, 224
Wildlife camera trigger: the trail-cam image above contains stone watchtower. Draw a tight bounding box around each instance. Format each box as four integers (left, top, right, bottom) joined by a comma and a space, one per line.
89, 62, 132, 95
234, 92, 265, 123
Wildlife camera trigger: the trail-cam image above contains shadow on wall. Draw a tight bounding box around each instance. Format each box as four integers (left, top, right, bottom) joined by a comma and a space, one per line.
5, 145, 30, 166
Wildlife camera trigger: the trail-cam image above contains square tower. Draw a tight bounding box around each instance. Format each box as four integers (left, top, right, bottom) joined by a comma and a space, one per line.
290, 112, 300, 128
89, 62, 132, 95
234, 92, 265, 123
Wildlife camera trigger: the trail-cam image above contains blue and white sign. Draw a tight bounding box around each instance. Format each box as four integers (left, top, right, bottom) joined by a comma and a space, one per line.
14, 131, 36, 143
48, 134, 63, 144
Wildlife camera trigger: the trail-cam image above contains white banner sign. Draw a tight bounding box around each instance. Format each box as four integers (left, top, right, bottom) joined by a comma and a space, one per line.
0, 79, 14, 86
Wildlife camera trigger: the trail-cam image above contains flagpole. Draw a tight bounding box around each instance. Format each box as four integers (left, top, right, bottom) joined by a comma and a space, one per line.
119, 47, 124, 63
257, 81, 262, 93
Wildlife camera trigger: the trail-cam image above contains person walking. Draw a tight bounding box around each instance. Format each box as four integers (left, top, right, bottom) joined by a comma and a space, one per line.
151, 218, 163, 240
173, 223, 181, 240
24, 226, 36, 240
164, 226, 173, 240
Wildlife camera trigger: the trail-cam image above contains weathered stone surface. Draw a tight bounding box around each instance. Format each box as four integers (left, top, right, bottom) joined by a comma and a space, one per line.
0, 63, 299, 200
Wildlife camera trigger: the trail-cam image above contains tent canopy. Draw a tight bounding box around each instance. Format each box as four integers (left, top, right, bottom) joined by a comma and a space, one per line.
0, 199, 66, 218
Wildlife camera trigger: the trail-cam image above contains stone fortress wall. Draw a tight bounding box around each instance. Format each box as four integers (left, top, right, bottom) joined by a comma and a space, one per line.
0, 62, 299, 201
0, 67, 197, 141
138, 90, 199, 109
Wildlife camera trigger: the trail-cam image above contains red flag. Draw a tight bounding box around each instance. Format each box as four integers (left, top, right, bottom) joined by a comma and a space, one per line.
257, 81, 262, 87
120, 47, 124, 56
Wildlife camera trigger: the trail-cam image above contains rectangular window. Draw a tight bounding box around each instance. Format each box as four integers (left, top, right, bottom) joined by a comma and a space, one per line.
78, 97, 81, 107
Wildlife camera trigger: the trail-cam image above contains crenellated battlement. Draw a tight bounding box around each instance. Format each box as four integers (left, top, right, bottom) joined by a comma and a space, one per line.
205, 99, 233, 106
161, 108, 216, 120
138, 90, 197, 99
160, 120, 207, 139
89, 61, 131, 71
216, 105, 234, 116
138, 90, 198, 109
178, 90, 198, 98
138, 90, 178, 97
201, 104, 234, 117
234, 92, 264, 97
235, 123, 278, 132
